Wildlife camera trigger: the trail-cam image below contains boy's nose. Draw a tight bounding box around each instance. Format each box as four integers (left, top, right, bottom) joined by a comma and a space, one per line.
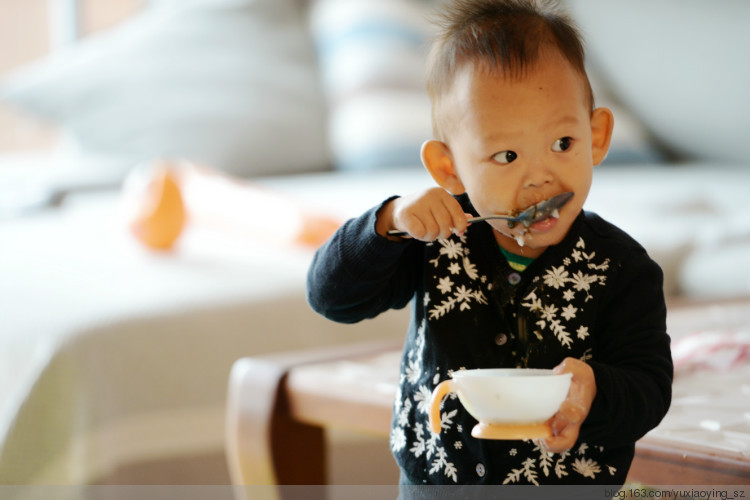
522, 159, 554, 188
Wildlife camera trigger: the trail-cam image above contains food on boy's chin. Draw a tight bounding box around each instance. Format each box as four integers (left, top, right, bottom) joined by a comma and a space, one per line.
122, 163, 186, 251
515, 232, 526, 247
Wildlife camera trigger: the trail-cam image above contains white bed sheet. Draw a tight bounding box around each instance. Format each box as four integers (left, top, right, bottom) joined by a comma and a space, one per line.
0, 164, 429, 484
1, 156, 748, 484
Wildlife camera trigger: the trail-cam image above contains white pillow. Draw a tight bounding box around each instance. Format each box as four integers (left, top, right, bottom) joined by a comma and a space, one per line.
679, 240, 750, 298
308, 0, 436, 171
565, 0, 750, 164
0, 0, 330, 179
308, 0, 665, 171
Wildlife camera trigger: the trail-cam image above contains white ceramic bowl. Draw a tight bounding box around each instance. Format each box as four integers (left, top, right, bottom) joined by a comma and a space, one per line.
450, 368, 572, 425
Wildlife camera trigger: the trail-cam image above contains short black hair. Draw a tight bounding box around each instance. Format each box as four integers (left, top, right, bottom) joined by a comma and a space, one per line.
426, 0, 594, 137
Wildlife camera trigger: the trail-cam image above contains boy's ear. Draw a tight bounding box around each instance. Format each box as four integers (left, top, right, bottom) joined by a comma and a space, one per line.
421, 140, 466, 195
590, 107, 615, 166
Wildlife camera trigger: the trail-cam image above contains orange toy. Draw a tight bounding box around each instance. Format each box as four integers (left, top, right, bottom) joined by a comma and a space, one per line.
122, 162, 186, 251
295, 213, 342, 247
122, 160, 341, 251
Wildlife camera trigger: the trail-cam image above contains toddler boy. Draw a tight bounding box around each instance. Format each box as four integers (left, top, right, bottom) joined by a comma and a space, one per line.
307, 0, 672, 487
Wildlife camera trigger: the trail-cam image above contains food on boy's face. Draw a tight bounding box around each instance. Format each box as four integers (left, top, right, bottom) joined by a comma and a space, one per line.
484, 190, 570, 249
442, 53, 595, 256
515, 232, 527, 247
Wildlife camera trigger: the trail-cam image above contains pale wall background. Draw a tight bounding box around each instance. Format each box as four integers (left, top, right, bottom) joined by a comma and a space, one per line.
0, 0, 146, 152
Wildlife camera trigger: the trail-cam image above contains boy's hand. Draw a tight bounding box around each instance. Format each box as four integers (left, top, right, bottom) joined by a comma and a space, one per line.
378, 187, 470, 242
538, 357, 597, 454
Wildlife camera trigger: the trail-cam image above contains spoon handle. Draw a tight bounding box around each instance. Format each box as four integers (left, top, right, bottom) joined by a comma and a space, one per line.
386, 214, 517, 238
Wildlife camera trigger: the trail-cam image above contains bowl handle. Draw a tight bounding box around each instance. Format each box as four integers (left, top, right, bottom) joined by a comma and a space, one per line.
429, 379, 456, 434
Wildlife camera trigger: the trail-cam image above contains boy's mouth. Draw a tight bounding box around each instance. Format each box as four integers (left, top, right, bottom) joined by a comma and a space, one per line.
527, 209, 560, 231
507, 192, 574, 229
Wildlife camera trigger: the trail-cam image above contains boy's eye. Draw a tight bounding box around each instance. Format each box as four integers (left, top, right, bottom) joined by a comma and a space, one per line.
552, 137, 573, 152
492, 151, 517, 164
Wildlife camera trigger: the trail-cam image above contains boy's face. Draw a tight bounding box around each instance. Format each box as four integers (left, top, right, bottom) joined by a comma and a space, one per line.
424, 52, 613, 257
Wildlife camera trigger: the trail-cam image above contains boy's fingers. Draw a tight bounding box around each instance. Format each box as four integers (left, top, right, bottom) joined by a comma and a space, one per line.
399, 214, 427, 240
557, 400, 587, 425
553, 357, 597, 414
415, 221, 437, 241
431, 195, 467, 238
538, 413, 582, 453
540, 425, 579, 453
449, 210, 470, 235
430, 204, 456, 240
547, 411, 573, 437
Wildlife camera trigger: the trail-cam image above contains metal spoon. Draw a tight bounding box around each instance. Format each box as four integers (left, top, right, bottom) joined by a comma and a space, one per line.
387, 191, 574, 237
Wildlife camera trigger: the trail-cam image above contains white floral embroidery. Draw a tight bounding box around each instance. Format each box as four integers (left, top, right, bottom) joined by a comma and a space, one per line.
455, 285, 473, 307
554, 452, 569, 479
500, 441, 615, 483
462, 257, 479, 280
561, 304, 578, 320
405, 362, 420, 385
428, 296, 457, 319
410, 422, 426, 457
581, 348, 593, 362
588, 259, 610, 272
427, 237, 488, 318
550, 319, 573, 348
519, 236, 609, 349
448, 287, 486, 311
576, 325, 590, 340
405, 320, 426, 384
572, 457, 601, 479
439, 408, 458, 431
426, 428, 440, 457
414, 385, 432, 414
570, 270, 599, 293
412, 421, 443, 462
430, 447, 458, 483
397, 398, 412, 427
437, 276, 454, 294
540, 303, 559, 322
440, 239, 465, 260
503, 457, 539, 486
543, 266, 569, 289
538, 447, 554, 477
391, 427, 406, 452
522, 291, 543, 313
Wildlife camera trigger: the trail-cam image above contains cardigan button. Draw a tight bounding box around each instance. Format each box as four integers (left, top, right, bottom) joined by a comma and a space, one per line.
508, 272, 522, 285
476, 463, 486, 477
495, 333, 508, 346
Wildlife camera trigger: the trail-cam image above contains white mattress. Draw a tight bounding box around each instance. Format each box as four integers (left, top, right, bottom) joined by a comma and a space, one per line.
0, 155, 748, 484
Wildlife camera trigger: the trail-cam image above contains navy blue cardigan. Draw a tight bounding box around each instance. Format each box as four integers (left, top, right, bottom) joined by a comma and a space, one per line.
307, 194, 672, 486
